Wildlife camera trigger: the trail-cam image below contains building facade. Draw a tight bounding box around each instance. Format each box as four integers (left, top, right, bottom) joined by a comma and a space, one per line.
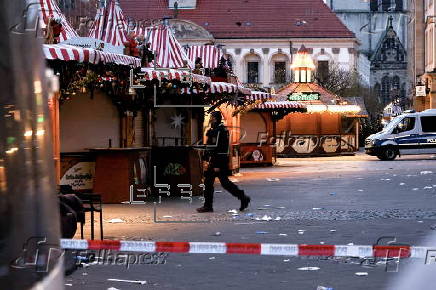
121, 0, 358, 91
409, 0, 436, 111
326, 0, 409, 98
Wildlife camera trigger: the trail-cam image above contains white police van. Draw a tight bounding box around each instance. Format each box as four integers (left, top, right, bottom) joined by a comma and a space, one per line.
365, 109, 436, 160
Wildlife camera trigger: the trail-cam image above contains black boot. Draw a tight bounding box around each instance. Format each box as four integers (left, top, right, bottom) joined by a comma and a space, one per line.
196, 206, 214, 213
239, 195, 251, 211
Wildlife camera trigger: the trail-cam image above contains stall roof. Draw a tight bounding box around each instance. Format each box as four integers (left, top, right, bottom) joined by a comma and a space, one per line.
186, 45, 223, 69
88, 0, 129, 46
39, 0, 78, 42
43, 43, 141, 67
121, 0, 355, 39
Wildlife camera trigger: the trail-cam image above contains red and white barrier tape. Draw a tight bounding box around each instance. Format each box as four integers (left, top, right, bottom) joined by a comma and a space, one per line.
60, 239, 433, 259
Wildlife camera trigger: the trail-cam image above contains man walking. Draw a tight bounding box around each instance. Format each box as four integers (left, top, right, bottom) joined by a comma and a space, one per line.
197, 111, 250, 213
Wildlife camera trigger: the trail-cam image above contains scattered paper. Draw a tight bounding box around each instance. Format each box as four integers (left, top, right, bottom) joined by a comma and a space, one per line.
312, 207, 322, 210
82, 272, 88, 276
275, 206, 286, 209
214, 190, 223, 193
347, 243, 354, 246
256, 231, 268, 234
107, 279, 147, 285
399, 183, 405, 186
380, 178, 391, 181
424, 186, 433, 189
266, 178, 280, 182
257, 207, 269, 210
330, 229, 337, 233
357, 190, 364, 192
263, 204, 271, 207
209, 257, 216, 260
355, 272, 368, 276
107, 218, 124, 223
107, 288, 120, 290
65, 284, 72, 287
412, 188, 419, 191
279, 233, 288, 236
283, 259, 290, 262
212, 232, 221, 236
227, 209, 238, 214
320, 242, 325, 244
274, 217, 282, 221
418, 221, 424, 223
298, 267, 320, 271
421, 171, 433, 175
261, 215, 272, 221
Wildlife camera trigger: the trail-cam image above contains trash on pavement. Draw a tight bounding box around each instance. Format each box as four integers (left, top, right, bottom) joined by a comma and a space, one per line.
245, 213, 254, 217
317, 286, 334, 290
227, 209, 238, 214
260, 215, 272, 221
330, 229, 336, 233
107, 218, 125, 223
298, 267, 320, 271
214, 190, 223, 193
266, 178, 280, 182
357, 189, 364, 192
420, 171, 433, 175
424, 186, 433, 189
312, 207, 322, 210
399, 183, 405, 186
298, 230, 305, 235
264, 204, 271, 207
412, 188, 419, 191
355, 272, 368, 276
279, 233, 288, 236
209, 257, 216, 260
347, 243, 354, 246
107, 288, 120, 290
275, 206, 286, 209
257, 207, 269, 210
274, 217, 281, 221
329, 192, 336, 195
107, 279, 147, 285
256, 231, 268, 234
283, 259, 290, 262
65, 284, 72, 287
212, 232, 221, 236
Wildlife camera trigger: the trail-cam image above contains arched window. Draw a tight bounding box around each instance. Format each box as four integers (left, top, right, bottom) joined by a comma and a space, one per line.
271, 53, 289, 84
392, 76, 400, 90
381, 76, 391, 102
245, 54, 261, 84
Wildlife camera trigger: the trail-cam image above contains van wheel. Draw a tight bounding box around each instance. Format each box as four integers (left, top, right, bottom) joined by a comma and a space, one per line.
377, 147, 398, 161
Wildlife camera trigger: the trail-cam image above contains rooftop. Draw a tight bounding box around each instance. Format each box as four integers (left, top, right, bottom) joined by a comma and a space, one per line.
120, 0, 355, 39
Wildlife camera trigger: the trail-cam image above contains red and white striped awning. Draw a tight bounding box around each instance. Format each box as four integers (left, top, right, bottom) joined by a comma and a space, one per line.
255, 101, 306, 109
186, 46, 223, 69
88, 0, 128, 47
138, 68, 211, 84
210, 82, 251, 95
43, 44, 141, 67
247, 91, 273, 101
39, 0, 78, 42
133, 25, 193, 69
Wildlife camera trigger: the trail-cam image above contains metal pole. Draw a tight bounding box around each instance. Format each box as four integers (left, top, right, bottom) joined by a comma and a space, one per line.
0, 0, 63, 288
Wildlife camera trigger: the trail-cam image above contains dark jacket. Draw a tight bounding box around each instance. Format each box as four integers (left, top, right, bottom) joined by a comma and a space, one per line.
205, 123, 230, 174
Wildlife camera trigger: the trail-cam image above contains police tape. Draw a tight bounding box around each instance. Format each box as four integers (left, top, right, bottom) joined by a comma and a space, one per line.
60, 239, 435, 259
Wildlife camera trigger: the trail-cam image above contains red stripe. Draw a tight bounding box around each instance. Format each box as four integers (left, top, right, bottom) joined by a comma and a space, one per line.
72, 48, 80, 61
88, 240, 121, 251
156, 242, 190, 253
373, 246, 411, 258
299, 245, 335, 256
60, 48, 70, 60
226, 243, 261, 255
48, 47, 58, 59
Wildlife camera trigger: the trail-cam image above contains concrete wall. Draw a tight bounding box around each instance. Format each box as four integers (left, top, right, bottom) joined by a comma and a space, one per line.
60, 91, 120, 152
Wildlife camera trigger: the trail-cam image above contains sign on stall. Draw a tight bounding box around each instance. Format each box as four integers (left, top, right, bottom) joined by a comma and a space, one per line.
60, 162, 95, 190
288, 92, 320, 101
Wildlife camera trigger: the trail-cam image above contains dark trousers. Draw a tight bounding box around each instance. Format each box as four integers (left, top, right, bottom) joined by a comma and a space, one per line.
203, 170, 244, 209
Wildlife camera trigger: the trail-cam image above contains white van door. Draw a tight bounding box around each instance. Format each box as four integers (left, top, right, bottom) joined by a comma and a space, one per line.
418, 115, 436, 155
392, 116, 421, 155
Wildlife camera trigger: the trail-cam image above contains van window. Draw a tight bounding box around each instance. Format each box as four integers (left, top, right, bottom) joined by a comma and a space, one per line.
421, 116, 436, 132
396, 117, 416, 133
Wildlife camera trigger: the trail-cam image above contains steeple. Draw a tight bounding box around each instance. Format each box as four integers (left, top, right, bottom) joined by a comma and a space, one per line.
291, 45, 315, 83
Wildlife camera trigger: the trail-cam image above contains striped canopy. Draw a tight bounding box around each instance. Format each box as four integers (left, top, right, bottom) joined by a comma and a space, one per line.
39, 0, 78, 42
186, 45, 223, 69
88, 0, 129, 46
133, 25, 194, 69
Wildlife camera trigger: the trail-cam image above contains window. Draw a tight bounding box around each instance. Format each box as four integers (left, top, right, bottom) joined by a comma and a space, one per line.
274, 62, 286, 84
247, 62, 259, 83
370, 0, 379, 11
381, 76, 391, 102
317, 61, 329, 83
421, 116, 436, 132
382, 0, 392, 11
395, 0, 403, 11
392, 76, 400, 90
396, 117, 416, 133
59, 0, 76, 10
